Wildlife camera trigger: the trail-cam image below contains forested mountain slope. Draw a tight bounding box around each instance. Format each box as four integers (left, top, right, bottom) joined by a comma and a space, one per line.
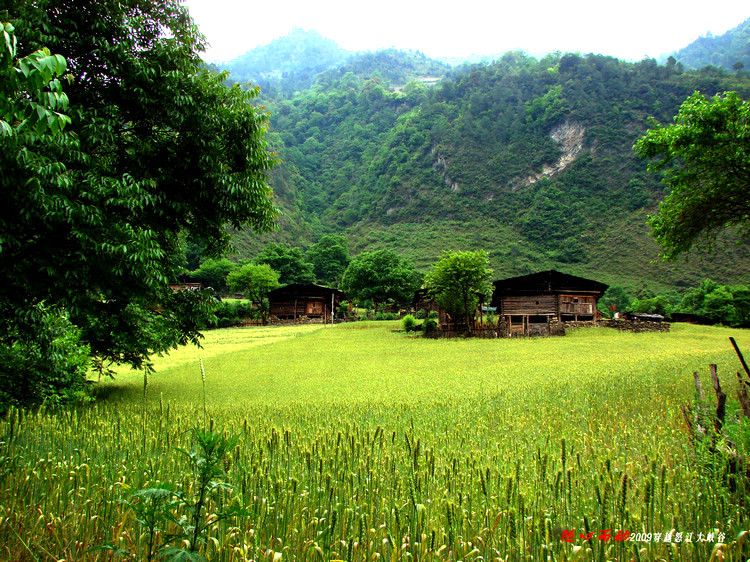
221, 29, 351, 96
666, 18, 750, 73
225, 39, 750, 294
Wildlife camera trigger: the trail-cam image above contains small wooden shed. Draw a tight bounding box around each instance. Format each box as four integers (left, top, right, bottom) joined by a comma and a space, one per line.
491, 270, 608, 336
412, 288, 450, 326
268, 283, 345, 322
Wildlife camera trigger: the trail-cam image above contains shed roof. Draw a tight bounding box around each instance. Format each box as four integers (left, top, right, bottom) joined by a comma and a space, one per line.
268, 283, 345, 300
493, 270, 609, 297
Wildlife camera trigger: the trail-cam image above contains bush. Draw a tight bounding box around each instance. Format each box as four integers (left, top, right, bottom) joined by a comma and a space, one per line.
0, 303, 91, 409
482, 312, 498, 327
415, 309, 427, 319
213, 300, 259, 327
630, 295, 672, 316
401, 314, 417, 332
422, 318, 438, 337
337, 300, 352, 318
374, 312, 399, 320
428, 310, 439, 319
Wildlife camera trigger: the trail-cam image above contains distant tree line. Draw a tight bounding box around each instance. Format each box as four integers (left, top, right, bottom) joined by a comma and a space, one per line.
187, 238, 495, 329
599, 280, 750, 326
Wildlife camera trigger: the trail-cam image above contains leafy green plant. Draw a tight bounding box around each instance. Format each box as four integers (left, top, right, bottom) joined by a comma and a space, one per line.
213, 300, 259, 328
2, 0, 279, 406
424, 250, 493, 330
226, 264, 280, 324
120, 485, 181, 562
482, 312, 498, 327
629, 295, 673, 316
0, 303, 91, 409
340, 249, 421, 313
175, 428, 240, 555
401, 314, 417, 332
422, 318, 438, 337
635, 91, 750, 260
121, 428, 243, 561
336, 300, 352, 319
374, 312, 399, 320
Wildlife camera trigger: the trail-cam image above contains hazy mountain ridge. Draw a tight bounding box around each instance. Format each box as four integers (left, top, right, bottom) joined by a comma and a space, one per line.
221, 28, 351, 96
664, 18, 750, 72
221, 29, 451, 97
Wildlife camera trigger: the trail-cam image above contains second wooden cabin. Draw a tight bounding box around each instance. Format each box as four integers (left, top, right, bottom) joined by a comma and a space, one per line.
491, 270, 608, 336
268, 283, 345, 323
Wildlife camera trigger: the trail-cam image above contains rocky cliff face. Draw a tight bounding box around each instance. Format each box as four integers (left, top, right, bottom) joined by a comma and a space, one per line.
523, 121, 585, 187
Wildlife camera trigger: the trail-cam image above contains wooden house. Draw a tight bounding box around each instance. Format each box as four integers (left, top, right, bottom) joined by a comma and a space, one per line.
491, 270, 608, 336
412, 288, 450, 326
268, 283, 345, 322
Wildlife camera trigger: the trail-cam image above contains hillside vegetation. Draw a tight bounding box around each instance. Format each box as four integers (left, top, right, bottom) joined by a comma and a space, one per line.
665, 18, 750, 73
219, 30, 750, 294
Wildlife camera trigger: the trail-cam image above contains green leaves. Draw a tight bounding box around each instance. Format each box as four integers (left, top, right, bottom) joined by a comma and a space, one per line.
1, 35, 71, 139
1, 2, 279, 404
306, 234, 350, 286
1, 22, 16, 61
226, 263, 280, 322
424, 250, 493, 327
340, 249, 421, 310
634, 91, 750, 260
255, 243, 316, 285
119, 429, 243, 560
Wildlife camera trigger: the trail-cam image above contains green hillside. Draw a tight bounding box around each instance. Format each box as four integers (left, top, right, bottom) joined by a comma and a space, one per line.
222, 36, 750, 294
221, 28, 350, 96
665, 18, 750, 73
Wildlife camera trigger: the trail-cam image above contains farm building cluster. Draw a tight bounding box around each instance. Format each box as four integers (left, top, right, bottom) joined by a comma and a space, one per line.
262, 270, 665, 336
173, 270, 669, 336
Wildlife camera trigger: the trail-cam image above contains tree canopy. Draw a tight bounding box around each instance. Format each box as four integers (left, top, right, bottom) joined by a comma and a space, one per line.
0, 1, 277, 404
424, 250, 493, 328
305, 234, 350, 286
634, 91, 750, 259
226, 263, 280, 323
254, 243, 315, 285
339, 249, 420, 311
0, 23, 92, 405
188, 259, 239, 293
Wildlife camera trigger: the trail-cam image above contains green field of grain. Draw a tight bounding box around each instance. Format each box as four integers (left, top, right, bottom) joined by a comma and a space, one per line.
1, 322, 749, 560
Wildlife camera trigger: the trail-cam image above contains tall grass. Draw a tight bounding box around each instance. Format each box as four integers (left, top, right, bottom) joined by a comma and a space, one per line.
0, 323, 748, 560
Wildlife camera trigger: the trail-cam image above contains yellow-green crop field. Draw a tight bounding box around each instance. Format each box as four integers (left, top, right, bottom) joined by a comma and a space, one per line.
1, 322, 749, 560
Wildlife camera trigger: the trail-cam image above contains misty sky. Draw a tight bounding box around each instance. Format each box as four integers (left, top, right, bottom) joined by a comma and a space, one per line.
182, 0, 748, 64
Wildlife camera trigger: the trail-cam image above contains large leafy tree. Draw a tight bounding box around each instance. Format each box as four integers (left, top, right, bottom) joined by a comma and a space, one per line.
254, 243, 315, 285
306, 234, 350, 286
188, 258, 238, 293
226, 264, 280, 324
339, 249, 420, 311
1, 0, 277, 400
424, 250, 493, 328
597, 286, 633, 316
634, 91, 750, 259
0, 23, 92, 405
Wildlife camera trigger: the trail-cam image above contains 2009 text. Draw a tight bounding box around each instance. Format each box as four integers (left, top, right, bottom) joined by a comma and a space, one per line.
561, 530, 726, 544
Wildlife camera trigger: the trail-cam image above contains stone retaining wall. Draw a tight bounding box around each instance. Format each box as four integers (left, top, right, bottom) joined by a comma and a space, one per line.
564, 319, 670, 333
